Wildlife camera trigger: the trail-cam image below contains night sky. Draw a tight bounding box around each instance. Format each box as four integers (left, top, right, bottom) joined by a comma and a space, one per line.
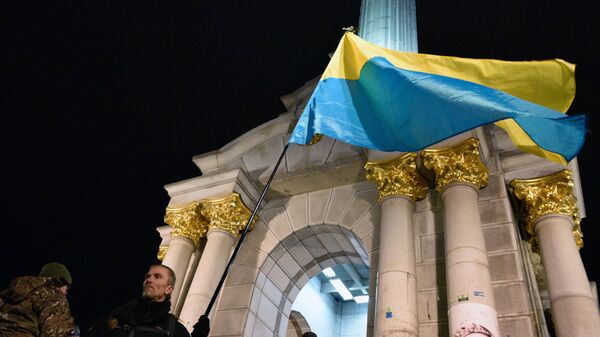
2, 1, 598, 332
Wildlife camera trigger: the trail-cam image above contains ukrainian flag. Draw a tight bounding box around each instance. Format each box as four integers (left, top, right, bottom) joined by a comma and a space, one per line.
289, 33, 586, 165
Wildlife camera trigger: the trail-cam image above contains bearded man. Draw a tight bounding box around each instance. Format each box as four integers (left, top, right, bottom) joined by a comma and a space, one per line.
85, 265, 189, 337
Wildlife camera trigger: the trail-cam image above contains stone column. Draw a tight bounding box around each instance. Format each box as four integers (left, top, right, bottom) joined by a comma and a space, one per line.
358, 0, 418, 52
422, 138, 500, 337
511, 170, 600, 337
161, 202, 207, 310
365, 152, 428, 337
179, 193, 255, 332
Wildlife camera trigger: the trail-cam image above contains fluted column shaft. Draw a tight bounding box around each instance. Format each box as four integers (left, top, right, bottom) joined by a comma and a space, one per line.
422, 138, 500, 337
359, 0, 418, 52
365, 153, 427, 337
177, 193, 255, 333
163, 237, 195, 306
511, 170, 600, 337
179, 228, 235, 330
162, 202, 207, 310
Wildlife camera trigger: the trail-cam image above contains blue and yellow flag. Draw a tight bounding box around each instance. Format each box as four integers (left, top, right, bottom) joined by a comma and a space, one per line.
289, 33, 586, 165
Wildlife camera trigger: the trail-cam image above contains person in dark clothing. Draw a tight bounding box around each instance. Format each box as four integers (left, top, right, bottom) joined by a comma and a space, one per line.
301, 332, 317, 337
0, 262, 78, 337
85, 264, 189, 337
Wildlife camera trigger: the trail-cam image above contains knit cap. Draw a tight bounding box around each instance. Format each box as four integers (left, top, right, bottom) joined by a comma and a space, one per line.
39, 262, 72, 286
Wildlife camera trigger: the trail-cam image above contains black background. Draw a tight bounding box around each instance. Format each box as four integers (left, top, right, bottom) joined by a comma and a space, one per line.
2, 1, 597, 332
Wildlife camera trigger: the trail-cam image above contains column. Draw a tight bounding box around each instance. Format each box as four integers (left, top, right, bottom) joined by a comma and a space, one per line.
359, 0, 418, 52
161, 202, 207, 310
365, 152, 428, 337
511, 170, 600, 337
179, 193, 255, 332
421, 138, 500, 337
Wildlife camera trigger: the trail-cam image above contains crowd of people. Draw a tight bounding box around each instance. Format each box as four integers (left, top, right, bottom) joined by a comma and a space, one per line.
0, 262, 319, 337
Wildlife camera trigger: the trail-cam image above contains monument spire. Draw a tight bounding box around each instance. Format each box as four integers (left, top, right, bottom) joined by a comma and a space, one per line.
358, 0, 418, 52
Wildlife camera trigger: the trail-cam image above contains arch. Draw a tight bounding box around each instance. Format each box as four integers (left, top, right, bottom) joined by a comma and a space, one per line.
210, 182, 381, 337
286, 310, 311, 337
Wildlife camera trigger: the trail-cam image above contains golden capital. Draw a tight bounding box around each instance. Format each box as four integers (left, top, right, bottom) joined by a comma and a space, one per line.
157, 245, 168, 261
164, 202, 208, 248
201, 193, 256, 237
510, 169, 582, 249
364, 152, 428, 201
421, 138, 488, 192
309, 133, 323, 145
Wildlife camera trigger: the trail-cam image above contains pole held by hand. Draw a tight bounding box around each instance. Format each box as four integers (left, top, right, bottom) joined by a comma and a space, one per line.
191, 143, 290, 337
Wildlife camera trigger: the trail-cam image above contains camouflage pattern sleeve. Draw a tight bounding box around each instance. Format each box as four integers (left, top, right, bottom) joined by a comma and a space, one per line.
31, 286, 75, 337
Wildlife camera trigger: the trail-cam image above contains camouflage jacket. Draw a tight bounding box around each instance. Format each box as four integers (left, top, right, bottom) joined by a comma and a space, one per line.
0, 276, 75, 337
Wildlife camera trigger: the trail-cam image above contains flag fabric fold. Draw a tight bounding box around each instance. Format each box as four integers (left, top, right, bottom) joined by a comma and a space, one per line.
289, 32, 586, 165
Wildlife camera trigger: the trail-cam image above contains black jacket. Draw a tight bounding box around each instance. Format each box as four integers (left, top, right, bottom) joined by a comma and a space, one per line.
85, 298, 189, 337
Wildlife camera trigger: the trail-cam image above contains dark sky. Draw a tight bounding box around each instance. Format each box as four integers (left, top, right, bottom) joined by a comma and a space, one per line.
2, 0, 598, 332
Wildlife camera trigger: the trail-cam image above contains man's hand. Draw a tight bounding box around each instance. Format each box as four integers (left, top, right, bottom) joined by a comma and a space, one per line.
191, 315, 210, 337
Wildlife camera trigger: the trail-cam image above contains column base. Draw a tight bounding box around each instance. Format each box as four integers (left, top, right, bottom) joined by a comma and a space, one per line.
448, 302, 500, 337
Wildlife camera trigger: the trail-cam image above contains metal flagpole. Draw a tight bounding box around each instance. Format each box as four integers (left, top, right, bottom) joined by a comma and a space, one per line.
191, 143, 290, 337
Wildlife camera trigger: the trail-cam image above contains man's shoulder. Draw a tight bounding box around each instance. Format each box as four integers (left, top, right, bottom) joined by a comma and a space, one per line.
3, 276, 53, 302
31, 282, 61, 296
29, 280, 66, 306
112, 299, 138, 312
108, 299, 139, 321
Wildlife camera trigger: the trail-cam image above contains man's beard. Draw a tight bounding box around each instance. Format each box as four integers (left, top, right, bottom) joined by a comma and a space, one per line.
142, 287, 169, 302
142, 288, 155, 300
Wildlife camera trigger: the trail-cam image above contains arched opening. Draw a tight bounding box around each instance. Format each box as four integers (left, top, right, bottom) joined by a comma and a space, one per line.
289, 262, 369, 337
246, 223, 372, 337
286, 310, 311, 337
210, 183, 380, 337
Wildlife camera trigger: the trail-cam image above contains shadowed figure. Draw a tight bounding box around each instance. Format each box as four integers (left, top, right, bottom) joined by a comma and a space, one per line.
0, 262, 78, 337
85, 264, 189, 337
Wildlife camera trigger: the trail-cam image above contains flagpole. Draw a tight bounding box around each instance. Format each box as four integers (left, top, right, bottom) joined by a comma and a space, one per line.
192, 143, 290, 337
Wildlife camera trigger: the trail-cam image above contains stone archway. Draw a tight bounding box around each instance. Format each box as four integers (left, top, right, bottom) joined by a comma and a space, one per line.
246, 224, 370, 336
286, 310, 311, 337
208, 182, 380, 337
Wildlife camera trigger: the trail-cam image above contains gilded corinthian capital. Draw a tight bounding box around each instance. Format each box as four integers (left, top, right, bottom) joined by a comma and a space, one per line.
364, 152, 428, 201
309, 133, 323, 145
421, 138, 488, 192
201, 193, 256, 237
164, 202, 208, 248
510, 170, 583, 249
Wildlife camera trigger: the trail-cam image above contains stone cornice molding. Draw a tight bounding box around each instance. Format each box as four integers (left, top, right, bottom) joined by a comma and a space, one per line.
510, 169, 583, 249
164, 168, 260, 214
421, 137, 489, 192
364, 152, 428, 202
164, 201, 208, 248
156, 225, 173, 246
279, 75, 319, 111
191, 115, 293, 175
201, 192, 256, 237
